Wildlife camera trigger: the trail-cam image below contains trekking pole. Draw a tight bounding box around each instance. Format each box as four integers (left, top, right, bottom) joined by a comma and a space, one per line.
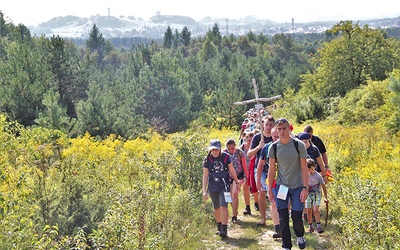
325, 201, 329, 228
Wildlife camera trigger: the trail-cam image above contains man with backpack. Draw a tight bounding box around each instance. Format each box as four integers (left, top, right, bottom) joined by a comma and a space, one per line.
247, 115, 275, 225
267, 118, 308, 250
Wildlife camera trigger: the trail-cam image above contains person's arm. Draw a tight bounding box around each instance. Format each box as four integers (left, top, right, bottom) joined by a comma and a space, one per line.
202, 168, 209, 200
300, 157, 308, 202
247, 135, 264, 158
256, 158, 264, 191
267, 157, 276, 204
321, 152, 328, 167
228, 163, 240, 193
241, 152, 248, 179
316, 155, 327, 183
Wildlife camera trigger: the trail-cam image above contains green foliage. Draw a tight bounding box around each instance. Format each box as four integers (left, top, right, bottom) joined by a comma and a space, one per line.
0, 116, 215, 249
163, 26, 173, 48
306, 21, 400, 99
312, 123, 400, 249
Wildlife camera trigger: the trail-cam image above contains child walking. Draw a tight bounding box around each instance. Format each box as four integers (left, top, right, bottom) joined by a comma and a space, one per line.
305, 158, 329, 233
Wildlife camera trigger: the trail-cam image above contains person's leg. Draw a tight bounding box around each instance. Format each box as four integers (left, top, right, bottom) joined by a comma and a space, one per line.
275, 185, 291, 249
231, 182, 239, 221
221, 206, 229, 224
219, 191, 229, 238
253, 191, 259, 210
313, 193, 324, 233
270, 202, 281, 238
209, 191, 222, 233
220, 206, 229, 238
257, 171, 267, 224
243, 180, 251, 215
307, 208, 314, 231
313, 205, 321, 223
250, 166, 259, 210
305, 196, 314, 231
290, 187, 306, 237
278, 208, 292, 249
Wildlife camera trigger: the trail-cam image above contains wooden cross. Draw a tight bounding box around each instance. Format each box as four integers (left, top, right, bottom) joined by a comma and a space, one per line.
233, 78, 281, 134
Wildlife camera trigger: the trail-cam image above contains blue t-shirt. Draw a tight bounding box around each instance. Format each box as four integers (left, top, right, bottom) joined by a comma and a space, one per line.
306, 144, 322, 172
260, 141, 274, 173
250, 133, 272, 168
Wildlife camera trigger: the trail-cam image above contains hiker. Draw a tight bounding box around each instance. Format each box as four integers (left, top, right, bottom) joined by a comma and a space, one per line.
223, 138, 248, 223
202, 139, 241, 239
247, 128, 261, 213
303, 125, 329, 172
256, 127, 281, 238
298, 131, 328, 222
240, 131, 255, 215
298, 132, 327, 182
305, 158, 328, 233
247, 115, 275, 225
267, 118, 308, 250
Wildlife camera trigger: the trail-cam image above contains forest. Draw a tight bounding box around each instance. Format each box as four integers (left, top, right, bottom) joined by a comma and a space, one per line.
1, 10, 400, 249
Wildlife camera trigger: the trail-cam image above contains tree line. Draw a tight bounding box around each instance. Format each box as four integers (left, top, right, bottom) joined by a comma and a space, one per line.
1, 11, 400, 139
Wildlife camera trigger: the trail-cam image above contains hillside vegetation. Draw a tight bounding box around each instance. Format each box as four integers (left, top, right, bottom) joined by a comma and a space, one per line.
1, 115, 399, 249
0, 12, 400, 249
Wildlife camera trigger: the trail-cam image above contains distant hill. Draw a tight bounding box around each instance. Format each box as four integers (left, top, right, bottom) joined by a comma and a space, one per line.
29, 14, 400, 39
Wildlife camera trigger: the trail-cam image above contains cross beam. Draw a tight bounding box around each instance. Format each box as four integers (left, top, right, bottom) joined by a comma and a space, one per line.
233, 78, 282, 134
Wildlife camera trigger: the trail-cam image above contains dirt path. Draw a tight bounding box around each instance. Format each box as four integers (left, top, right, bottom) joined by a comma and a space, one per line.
203, 201, 332, 250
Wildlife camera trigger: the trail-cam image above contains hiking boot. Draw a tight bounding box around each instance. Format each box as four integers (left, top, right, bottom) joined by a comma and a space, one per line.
243, 206, 251, 215
273, 231, 282, 238
308, 227, 314, 233
273, 225, 281, 238
317, 227, 324, 233
254, 202, 259, 211
297, 236, 306, 249
215, 223, 221, 235
231, 216, 239, 224
219, 224, 228, 239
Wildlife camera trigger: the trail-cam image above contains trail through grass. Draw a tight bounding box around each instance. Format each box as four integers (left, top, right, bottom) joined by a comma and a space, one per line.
200, 195, 333, 249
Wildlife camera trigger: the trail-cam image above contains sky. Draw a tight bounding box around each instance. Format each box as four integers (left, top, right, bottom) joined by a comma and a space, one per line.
1, 0, 399, 27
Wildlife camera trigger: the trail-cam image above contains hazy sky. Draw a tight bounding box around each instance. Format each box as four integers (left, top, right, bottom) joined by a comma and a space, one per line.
2, 0, 399, 26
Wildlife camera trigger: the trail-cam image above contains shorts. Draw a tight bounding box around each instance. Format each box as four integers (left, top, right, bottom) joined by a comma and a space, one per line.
273, 185, 304, 212
305, 191, 322, 208
254, 170, 267, 192
229, 171, 245, 184
209, 190, 228, 209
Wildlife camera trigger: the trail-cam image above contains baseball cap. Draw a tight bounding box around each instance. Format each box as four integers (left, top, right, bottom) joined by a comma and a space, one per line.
208, 139, 221, 150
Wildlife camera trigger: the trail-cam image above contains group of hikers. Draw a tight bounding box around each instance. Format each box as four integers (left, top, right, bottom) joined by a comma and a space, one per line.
202, 115, 331, 250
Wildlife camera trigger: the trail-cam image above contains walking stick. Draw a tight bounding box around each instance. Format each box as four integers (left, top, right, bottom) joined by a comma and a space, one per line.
325, 201, 329, 228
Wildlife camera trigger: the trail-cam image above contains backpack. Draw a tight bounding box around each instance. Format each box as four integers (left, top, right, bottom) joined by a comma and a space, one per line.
206, 153, 230, 192
207, 153, 229, 174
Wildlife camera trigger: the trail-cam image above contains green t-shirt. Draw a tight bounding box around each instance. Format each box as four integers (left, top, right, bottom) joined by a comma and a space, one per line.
268, 138, 307, 189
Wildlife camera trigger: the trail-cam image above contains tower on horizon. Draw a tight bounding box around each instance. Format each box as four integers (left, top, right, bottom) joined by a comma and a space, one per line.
108, 8, 110, 17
